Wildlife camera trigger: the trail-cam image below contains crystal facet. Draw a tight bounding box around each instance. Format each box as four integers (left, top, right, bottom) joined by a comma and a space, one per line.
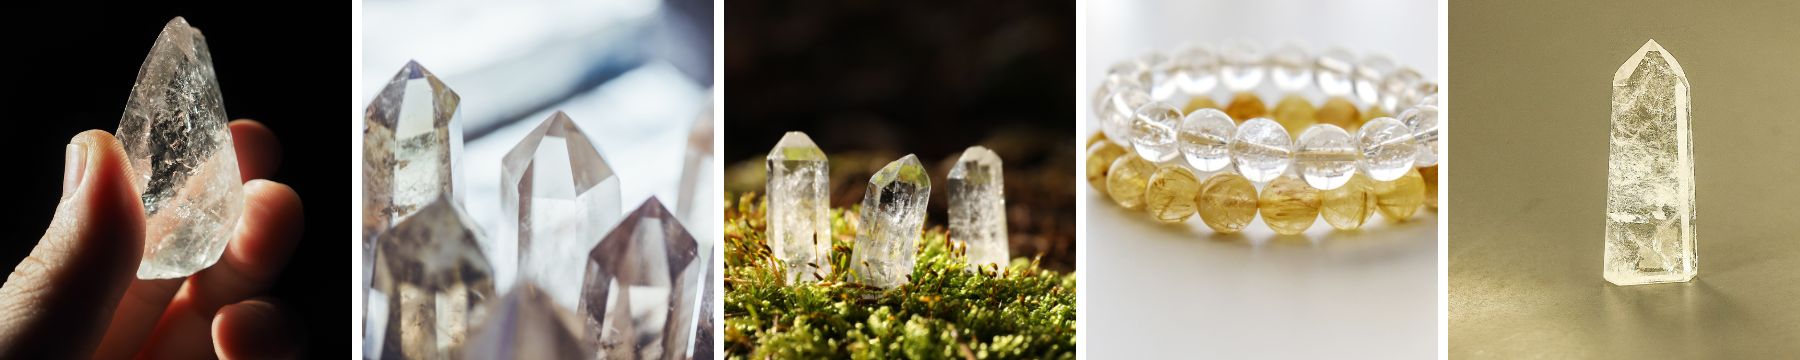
578, 198, 703, 359
1177, 108, 1236, 172
1229, 118, 1293, 182
365, 59, 465, 304
460, 282, 592, 359
948, 146, 1009, 270
1356, 117, 1418, 181
117, 17, 244, 279
500, 112, 622, 310
1130, 101, 1183, 162
765, 132, 832, 284
1295, 124, 1358, 190
852, 155, 932, 288
373, 195, 496, 360
1605, 39, 1697, 286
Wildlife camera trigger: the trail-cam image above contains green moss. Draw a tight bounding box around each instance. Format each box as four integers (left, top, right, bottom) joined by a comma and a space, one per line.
724, 193, 1076, 359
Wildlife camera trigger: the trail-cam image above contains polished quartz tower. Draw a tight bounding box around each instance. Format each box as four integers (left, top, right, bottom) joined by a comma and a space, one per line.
117, 17, 244, 279
501, 111, 622, 310
1605, 39, 1696, 286
853, 154, 931, 288
765, 132, 832, 283
947, 146, 1008, 270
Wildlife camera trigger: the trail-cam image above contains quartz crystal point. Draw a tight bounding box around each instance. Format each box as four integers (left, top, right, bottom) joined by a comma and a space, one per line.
116, 17, 244, 279
677, 105, 715, 240
364, 59, 465, 317
947, 146, 1008, 270
459, 281, 592, 359
852, 154, 931, 288
764, 132, 832, 284
1605, 39, 1697, 286
501, 111, 622, 311
373, 195, 496, 359
578, 198, 703, 360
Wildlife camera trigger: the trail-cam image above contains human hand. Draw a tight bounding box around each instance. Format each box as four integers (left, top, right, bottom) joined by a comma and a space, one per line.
0, 120, 305, 359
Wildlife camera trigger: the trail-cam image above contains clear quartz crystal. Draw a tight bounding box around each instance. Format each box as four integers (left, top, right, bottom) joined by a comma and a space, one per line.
1172, 44, 1220, 96
1267, 43, 1312, 91
765, 132, 832, 284
1356, 117, 1418, 181
1094, 61, 1148, 119
1229, 118, 1294, 182
373, 195, 496, 360
1219, 41, 1265, 91
1130, 102, 1183, 162
852, 154, 931, 288
116, 17, 244, 279
1295, 124, 1358, 190
677, 105, 716, 240
1142, 51, 1182, 101
948, 146, 1008, 270
364, 59, 465, 317
1315, 47, 1357, 96
1353, 55, 1394, 106
460, 281, 591, 358
1399, 105, 1440, 167
1102, 87, 1152, 145
1605, 39, 1697, 286
578, 198, 703, 359
501, 111, 623, 311
1178, 108, 1236, 172
1379, 67, 1423, 112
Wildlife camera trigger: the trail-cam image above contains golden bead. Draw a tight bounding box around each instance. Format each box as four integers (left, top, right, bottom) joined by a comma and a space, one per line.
1183, 96, 1219, 114
1419, 165, 1439, 209
1259, 174, 1321, 235
1225, 92, 1268, 122
1086, 131, 1108, 149
1144, 166, 1201, 223
1085, 141, 1128, 196
1316, 97, 1361, 130
1374, 168, 1426, 220
1106, 155, 1155, 210
1321, 174, 1378, 230
1270, 94, 1316, 136
1359, 104, 1392, 131
1196, 172, 1258, 233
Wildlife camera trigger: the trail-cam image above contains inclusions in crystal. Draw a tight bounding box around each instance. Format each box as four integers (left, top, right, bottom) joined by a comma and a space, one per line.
852, 155, 931, 289
578, 198, 704, 359
372, 195, 496, 359
948, 146, 1009, 270
500, 111, 622, 311
1605, 39, 1696, 286
765, 132, 832, 283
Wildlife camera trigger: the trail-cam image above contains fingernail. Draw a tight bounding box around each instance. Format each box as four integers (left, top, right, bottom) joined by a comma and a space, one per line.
63, 141, 88, 199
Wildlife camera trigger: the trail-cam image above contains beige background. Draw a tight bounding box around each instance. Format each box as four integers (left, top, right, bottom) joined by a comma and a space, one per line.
1450, 0, 1800, 357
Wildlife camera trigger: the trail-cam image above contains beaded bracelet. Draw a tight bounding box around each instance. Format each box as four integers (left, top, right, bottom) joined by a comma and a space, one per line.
1086, 43, 1440, 235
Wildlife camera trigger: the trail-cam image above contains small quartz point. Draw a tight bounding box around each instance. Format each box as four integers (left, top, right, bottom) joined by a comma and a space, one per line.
459, 281, 592, 359
116, 17, 244, 279
364, 59, 465, 325
372, 195, 496, 359
1605, 39, 1697, 286
765, 132, 832, 283
947, 146, 1009, 270
852, 154, 931, 288
500, 111, 622, 311
578, 198, 704, 360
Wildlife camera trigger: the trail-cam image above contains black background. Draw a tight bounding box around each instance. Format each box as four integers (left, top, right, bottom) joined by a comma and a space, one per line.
2, 1, 344, 355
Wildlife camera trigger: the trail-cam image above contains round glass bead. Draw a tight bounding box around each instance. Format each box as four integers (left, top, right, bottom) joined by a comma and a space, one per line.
1378, 67, 1422, 113
1267, 43, 1312, 91
1321, 173, 1377, 230
1270, 94, 1316, 135
1106, 155, 1156, 210
1197, 172, 1258, 233
1173, 44, 1220, 96
1178, 108, 1236, 172
1130, 102, 1183, 162
1399, 105, 1440, 167
1259, 174, 1321, 235
1374, 168, 1425, 220
1353, 54, 1394, 106
1085, 141, 1128, 196
1356, 117, 1418, 181
1101, 87, 1151, 145
1229, 118, 1293, 182
1219, 41, 1264, 91
1314, 47, 1356, 96
1316, 96, 1361, 130
1145, 166, 1201, 223
1225, 92, 1268, 122
1295, 124, 1358, 190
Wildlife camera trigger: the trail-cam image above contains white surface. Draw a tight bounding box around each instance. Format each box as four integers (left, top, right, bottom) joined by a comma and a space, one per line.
1084, 0, 1438, 358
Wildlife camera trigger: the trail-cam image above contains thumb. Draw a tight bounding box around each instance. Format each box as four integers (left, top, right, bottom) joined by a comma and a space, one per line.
0, 130, 146, 358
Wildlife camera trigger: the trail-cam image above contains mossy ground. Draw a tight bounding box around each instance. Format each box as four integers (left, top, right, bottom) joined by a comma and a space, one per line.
723, 193, 1076, 359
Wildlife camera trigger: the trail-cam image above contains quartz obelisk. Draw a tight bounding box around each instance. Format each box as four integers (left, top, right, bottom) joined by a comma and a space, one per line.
1605, 39, 1696, 286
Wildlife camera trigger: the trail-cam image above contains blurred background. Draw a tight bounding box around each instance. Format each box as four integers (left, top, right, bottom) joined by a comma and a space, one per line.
721, 0, 1077, 271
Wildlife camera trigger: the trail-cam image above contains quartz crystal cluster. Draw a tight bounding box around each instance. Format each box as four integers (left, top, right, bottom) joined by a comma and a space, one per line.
117, 17, 243, 279
578, 198, 704, 360
853, 155, 931, 288
500, 111, 622, 311
1605, 39, 1696, 286
765, 132, 832, 283
948, 146, 1008, 270
372, 195, 496, 360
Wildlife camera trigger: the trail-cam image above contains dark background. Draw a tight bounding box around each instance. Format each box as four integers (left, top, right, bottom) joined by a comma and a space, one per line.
723, 0, 1077, 270
2, 1, 343, 355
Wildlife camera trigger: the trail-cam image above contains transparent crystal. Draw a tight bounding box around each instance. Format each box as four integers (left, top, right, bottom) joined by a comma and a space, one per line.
1356, 117, 1418, 181
1141, 51, 1183, 102
1314, 47, 1356, 96
364, 59, 465, 309
1093, 60, 1148, 119
1379, 67, 1423, 112
460, 281, 591, 358
501, 111, 622, 311
1219, 41, 1265, 91
1354, 55, 1394, 106
1130, 102, 1183, 162
1229, 118, 1293, 182
948, 146, 1008, 270
1399, 106, 1440, 167
678, 105, 716, 240
1605, 39, 1697, 286
852, 154, 931, 288
765, 132, 832, 284
372, 195, 496, 360
1295, 125, 1357, 190
1172, 44, 1220, 96
1178, 108, 1236, 172
116, 17, 244, 279
1267, 43, 1312, 91
1101, 87, 1152, 145
578, 198, 703, 359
